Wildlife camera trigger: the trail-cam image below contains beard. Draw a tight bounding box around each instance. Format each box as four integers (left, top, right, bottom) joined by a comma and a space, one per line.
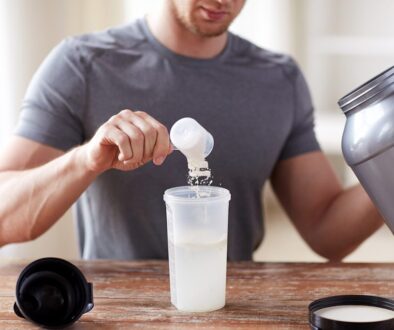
178, 16, 230, 37
172, 2, 233, 37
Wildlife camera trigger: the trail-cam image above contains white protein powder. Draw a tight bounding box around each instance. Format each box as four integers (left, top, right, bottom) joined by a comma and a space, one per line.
187, 157, 212, 186
315, 305, 394, 322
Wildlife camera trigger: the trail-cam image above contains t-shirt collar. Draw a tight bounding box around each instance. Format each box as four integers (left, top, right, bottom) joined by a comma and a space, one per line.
138, 16, 232, 66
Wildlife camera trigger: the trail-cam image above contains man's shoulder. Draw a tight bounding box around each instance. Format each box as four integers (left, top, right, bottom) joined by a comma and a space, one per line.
63, 19, 147, 62
229, 32, 300, 78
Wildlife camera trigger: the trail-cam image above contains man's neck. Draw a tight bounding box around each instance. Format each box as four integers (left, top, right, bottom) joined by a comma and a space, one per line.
146, 7, 228, 59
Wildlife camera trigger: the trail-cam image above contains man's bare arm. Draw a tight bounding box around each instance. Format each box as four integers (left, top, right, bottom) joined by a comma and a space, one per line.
0, 139, 96, 244
271, 151, 383, 261
0, 110, 171, 246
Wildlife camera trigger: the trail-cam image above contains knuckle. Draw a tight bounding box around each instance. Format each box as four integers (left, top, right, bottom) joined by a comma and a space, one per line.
120, 109, 132, 116
117, 133, 128, 145
157, 124, 168, 135
100, 122, 112, 133
133, 129, 144, 142
108, 115, 118, 124
144, 125, 155, 136
135, 110, 147, 118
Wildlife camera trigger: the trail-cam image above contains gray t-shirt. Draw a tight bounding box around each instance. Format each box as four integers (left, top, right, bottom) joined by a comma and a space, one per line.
15, 19, 320, 260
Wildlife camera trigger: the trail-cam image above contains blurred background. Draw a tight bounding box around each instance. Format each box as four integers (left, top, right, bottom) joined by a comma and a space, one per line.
0, 0, 393, 261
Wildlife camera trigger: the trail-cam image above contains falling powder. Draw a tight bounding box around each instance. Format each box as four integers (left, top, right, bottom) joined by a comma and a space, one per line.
187, 157, 213, 187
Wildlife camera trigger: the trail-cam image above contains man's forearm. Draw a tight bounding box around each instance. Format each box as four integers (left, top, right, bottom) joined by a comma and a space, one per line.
311, 185, 383, 261
0, 146, 97, 246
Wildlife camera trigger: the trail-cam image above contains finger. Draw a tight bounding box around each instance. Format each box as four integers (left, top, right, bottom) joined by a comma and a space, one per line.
119, 110, 157, 160
135, 111, 170, 165
115, 121, 145, 163
168, 144, 175, 154
100, 125, 132, 161
114, 159, 141, 172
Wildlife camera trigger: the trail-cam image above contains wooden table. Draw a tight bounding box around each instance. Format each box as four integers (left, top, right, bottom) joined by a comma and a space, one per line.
1, 260, 394, 329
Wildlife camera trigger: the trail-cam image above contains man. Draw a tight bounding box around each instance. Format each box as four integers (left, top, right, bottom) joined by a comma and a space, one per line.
0, 0, 383, 260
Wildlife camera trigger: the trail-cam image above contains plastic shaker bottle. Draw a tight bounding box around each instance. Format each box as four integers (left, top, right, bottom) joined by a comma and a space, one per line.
164, 186, 231, 312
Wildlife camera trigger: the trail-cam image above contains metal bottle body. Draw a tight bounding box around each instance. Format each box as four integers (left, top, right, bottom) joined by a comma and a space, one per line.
342, 92, 394, 233
340, 66, 394, 233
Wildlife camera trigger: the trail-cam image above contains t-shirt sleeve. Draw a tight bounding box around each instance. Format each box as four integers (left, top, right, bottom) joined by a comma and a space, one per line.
278, 60, 321, 160
14, 38, 87, 151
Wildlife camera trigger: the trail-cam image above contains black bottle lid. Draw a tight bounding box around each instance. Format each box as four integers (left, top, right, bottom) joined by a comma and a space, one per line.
14, 257, 94, 328
309, 295, 394, 330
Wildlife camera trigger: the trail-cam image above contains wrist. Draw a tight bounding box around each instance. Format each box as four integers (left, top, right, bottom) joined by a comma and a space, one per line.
72, 145, 103, 178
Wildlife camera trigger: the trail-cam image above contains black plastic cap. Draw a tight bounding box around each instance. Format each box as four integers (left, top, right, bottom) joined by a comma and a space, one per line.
14, 258, 94, 328
309, 295, 394, 330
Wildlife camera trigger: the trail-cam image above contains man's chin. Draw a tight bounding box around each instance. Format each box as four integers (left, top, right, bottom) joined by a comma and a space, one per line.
194, 24, 230, 37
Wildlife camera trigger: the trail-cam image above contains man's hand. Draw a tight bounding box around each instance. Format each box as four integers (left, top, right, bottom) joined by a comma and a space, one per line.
0, 109, 172, 245
82, 110, 171, 174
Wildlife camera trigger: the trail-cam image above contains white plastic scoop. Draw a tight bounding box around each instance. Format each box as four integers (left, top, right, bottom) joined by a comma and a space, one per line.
170, 118, 214, 159
170, 118, 213, 179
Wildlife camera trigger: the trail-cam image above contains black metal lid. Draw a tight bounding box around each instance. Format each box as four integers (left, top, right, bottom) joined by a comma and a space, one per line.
14, 257, 94, 328
338, 66, 394, 113
309, 295, 394, 330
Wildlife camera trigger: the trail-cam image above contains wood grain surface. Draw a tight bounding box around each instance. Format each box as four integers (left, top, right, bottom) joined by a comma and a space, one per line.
1, 260, 394, 329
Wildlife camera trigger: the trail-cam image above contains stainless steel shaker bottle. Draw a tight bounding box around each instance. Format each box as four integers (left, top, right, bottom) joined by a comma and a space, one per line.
339, 66, 394, 233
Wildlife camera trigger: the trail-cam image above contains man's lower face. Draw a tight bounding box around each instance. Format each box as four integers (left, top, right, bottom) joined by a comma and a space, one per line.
172, 0, 244, 37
